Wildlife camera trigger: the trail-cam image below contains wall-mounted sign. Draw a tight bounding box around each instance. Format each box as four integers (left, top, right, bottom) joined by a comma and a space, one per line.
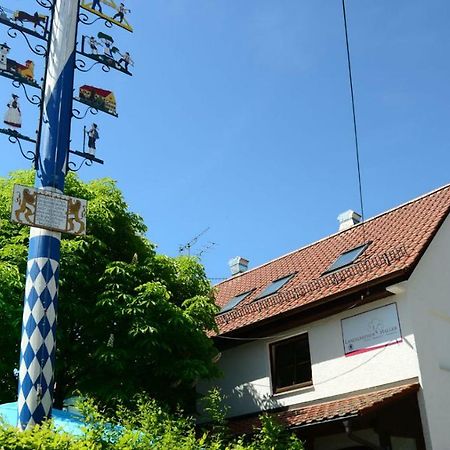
341, 303, 402, 356
11, 185, 87, 235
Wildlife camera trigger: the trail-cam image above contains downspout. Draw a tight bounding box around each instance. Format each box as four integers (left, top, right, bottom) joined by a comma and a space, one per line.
342, 420, 385, 450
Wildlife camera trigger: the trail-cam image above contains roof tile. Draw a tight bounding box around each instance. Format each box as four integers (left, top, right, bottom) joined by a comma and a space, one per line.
214, 185, 450, 335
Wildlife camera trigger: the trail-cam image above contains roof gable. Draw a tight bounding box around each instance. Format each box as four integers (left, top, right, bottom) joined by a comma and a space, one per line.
215, 184, 450, 335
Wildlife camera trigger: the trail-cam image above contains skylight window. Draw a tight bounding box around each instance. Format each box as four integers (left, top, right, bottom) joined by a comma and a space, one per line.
323, 243, 369, 274
219, 290, 253, 314
255, 274, 295, 300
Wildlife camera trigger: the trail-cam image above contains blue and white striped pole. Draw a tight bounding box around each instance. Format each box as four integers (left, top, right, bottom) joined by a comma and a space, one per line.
17, 0, 79, 430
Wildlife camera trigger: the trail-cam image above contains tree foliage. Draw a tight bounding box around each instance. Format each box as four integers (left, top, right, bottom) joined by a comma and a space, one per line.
0, 393, 305, 449
0, 170, 220, 410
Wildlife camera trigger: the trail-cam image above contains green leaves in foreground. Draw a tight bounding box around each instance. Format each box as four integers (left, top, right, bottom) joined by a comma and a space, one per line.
0, 393, 305, 450
0, 170, 220, 411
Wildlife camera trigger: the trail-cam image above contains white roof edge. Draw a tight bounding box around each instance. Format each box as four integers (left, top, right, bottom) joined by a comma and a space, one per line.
214, 183, 450, 287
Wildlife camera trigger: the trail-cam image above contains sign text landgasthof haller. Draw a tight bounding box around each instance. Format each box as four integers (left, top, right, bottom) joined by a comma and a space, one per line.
341, 303, 402, 356
11, 184, 87, 235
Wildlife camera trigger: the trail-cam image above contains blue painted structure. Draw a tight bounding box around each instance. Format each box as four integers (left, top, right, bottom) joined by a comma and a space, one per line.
17, 0, 80, 430
1, 402, 84, 436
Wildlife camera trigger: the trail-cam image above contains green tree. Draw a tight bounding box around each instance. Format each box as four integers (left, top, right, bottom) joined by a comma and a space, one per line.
0, 170, 220, 410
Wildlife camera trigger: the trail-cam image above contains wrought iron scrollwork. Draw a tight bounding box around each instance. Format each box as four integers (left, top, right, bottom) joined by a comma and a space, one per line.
67, 157, 93, 173
7, 28, 47, 57
75, 58, 111, 74
78, 12, 113, 28
8, 135, 37, 162
72, 105, 99, 120
12, 80, 42, 106
35, 0, 54, 10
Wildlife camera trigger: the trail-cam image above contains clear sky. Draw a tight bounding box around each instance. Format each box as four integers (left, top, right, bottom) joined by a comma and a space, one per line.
1, 0, 450, 281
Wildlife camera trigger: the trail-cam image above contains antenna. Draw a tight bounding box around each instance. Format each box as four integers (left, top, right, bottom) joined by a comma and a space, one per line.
195, 241, 217, 258
179, 227, 210, 256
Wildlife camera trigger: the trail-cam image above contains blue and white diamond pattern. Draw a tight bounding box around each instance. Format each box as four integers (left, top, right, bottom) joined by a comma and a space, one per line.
18, 257, 60, 430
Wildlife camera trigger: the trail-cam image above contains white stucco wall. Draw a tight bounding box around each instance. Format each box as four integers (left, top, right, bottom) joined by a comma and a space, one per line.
405, 214, 450, 450
202, 294, 421, 418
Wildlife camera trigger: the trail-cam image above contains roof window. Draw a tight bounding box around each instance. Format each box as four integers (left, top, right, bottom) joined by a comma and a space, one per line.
255, 273, 295, 300
219, 290, 253, 314
323, 243, 369, 274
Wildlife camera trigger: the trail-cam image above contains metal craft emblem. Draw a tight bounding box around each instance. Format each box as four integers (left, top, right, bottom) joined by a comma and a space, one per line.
80, 0, 133, 32
0, 42, 40, 88
75, 84, 118, 117
0, 5, 49, 39
80, 33, 133, 75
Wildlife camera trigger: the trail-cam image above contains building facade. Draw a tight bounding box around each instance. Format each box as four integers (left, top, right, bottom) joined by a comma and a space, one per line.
202, 185, 450, 450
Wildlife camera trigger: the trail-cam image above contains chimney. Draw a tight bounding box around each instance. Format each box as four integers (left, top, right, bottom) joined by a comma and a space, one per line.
228, 256, 249, 276
337, 210, 361, 231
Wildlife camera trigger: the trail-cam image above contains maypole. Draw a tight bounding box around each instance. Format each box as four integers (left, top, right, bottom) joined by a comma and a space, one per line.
0, 0, 134, 430
17, 0, 80, 429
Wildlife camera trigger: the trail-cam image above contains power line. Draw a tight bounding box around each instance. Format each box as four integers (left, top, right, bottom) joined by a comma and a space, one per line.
342, 0, 365, 225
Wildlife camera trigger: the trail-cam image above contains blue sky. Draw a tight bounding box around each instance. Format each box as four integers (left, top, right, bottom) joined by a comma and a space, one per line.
1, 0, 450, 280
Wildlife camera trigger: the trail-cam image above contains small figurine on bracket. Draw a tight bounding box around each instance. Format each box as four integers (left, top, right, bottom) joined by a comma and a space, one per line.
86, 123, 99, 156
77, 85, 118, 117
91, 0, 103, 13
0, 42, 39, 89
81, 0, 133, 32
117, 51, 134, 73
112, 3, 130, 24
4, 94, 21, 129
99, 33, 114, 58
81, 34, 134, 75
0, 42, 10, 71
13, 11, 48, 33
89, 36, 99, 55
0, 5, 49, 38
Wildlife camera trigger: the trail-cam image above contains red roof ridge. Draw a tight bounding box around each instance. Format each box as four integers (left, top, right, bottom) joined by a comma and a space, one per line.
215, 182, 450, 287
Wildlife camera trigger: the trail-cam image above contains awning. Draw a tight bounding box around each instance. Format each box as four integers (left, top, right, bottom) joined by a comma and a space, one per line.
229, 380, 420, 435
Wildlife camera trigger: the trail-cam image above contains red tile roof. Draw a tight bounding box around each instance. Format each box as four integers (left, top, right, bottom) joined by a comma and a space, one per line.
79, 85, 112, 97
214, 185, 450, 335
229, 381, 419, 434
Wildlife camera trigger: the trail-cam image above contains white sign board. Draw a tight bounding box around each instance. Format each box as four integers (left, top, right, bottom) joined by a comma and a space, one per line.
341, 303, 402, 356
11, 185, 87, 236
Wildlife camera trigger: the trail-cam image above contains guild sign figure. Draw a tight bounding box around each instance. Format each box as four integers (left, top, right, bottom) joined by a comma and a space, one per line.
4, 94, 21, 129
113, 3, 130, 23
118, 51, 133, 72
87, 123, 99, 156
89, 36, 99, 55
91, 0, 103, 13
0, 42, 10, 71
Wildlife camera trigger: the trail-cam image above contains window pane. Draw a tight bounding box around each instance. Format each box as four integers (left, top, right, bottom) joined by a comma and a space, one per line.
324, 244, 368, 274
256, 274, 295, 300
219, 290, 253, 313
272, 334, 312, 392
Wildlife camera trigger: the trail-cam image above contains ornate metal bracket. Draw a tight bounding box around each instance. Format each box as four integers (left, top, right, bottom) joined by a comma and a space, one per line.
0, 129, 38, 163
12, 80, 42, 106
72, 105, 99, 120
7, 27, 47, 57
79, 12, 113, 29
67, 151, 104, 173
67, 156, 94, 173
75, 58, 110, 74
36, 0, 54, 9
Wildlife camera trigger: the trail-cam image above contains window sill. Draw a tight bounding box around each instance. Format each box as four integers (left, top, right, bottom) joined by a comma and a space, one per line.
272, 381, 314, 398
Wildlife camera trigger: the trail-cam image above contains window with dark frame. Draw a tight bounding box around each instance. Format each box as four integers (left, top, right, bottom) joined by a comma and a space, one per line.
322, 243, 369, 275
219, 290, 254, 314
270, 333, 312, 394
255, 273, 296, 300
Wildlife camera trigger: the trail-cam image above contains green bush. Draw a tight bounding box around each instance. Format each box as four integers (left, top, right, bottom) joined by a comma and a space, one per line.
0, 393, 304, 450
